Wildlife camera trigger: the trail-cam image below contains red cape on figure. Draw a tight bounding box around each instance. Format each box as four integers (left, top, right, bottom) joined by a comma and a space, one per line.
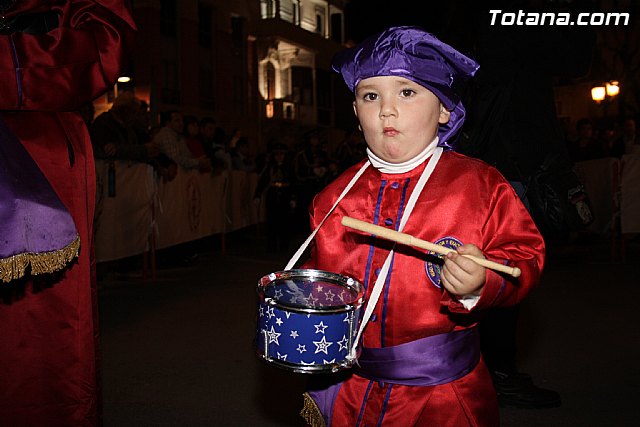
0, 1, 135, 425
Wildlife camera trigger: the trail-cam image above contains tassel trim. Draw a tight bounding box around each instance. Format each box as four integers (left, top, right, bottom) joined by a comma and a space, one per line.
0, 235, 80, 283
300, 392, 326, 427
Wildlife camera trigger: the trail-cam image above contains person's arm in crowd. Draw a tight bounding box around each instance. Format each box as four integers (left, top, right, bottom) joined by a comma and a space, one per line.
154, 129, 205, 170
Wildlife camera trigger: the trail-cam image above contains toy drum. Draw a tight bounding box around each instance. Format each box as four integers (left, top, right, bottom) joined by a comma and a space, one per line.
256, 269, 364, 374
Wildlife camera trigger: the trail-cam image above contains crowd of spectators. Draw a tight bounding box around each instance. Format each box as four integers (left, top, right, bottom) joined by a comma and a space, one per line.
565, 116, 639, 162
86, 91, 368, 250
88, 92, 267, 182
87, 92, 368, 194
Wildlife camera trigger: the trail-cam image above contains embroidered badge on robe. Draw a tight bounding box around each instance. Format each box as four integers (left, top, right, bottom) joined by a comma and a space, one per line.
424, 236, 462, 288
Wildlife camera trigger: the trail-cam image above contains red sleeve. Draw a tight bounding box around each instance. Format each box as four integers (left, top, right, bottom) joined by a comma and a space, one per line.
0, 0, 136, 111
442, 171, 546, 313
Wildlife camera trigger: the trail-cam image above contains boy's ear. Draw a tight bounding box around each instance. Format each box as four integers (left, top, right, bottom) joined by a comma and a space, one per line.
352, 102, 362, 131
439, 104, 451, 124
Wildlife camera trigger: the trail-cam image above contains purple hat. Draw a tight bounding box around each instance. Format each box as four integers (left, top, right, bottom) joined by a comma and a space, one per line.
332, 26, 479, 147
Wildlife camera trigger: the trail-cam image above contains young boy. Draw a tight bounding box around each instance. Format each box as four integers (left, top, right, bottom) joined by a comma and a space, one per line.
299, 26, 545, 426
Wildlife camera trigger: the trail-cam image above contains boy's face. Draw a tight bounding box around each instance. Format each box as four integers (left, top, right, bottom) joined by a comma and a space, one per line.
353, 76, 450, 163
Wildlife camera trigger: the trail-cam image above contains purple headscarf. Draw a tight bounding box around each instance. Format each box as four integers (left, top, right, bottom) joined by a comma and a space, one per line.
332, 26, 480, 148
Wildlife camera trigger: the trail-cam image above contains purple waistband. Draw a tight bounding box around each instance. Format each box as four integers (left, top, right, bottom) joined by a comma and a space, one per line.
355, 329, 480, 386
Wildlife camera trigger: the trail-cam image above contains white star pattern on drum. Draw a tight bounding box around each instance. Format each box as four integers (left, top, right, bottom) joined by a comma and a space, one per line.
304, 293, 319, 306
325, 290, 335, 301
339, 290, 348, 302
314, 321, 328, 334
257, 278, 361, 369
338, 335, 349, 351
266, 326, 281, 345
258, 308, 354, 366
313, 336, 333, 354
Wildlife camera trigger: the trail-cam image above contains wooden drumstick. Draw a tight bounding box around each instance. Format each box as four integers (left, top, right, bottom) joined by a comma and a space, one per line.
341, 216, 521, 278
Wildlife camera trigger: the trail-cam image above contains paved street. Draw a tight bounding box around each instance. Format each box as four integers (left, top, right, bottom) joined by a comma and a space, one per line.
99, 229, 640, 426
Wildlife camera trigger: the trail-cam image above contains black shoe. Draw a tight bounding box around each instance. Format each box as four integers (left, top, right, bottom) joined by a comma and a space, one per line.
492, 371, 562, 409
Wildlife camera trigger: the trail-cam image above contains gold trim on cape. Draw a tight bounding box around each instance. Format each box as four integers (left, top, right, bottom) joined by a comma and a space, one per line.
0, 235, 80, 283
300, 392, 326, 427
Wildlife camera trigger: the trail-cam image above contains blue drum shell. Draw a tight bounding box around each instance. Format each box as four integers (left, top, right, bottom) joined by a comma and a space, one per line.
256, 269, 364, 374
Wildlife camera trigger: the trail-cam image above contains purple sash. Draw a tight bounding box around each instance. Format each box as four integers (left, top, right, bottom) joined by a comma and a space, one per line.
355, 328, 480, 386
304, 329, 479, 426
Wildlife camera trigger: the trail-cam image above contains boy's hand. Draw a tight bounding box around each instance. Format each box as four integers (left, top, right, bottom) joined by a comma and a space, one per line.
441, 244, 486, 297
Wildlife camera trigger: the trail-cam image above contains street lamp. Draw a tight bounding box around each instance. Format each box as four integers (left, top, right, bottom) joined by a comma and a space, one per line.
591, 80, 621, 126
114, 76, 134, 98
591, 86, 606, 103
606, 80, 619, 97
591, 80, 620, 103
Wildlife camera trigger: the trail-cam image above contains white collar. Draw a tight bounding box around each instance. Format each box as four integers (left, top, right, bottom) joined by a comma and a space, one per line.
366, 136, 439, 174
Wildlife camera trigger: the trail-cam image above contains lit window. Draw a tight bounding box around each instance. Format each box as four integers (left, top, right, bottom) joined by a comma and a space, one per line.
260, 0, 277, 19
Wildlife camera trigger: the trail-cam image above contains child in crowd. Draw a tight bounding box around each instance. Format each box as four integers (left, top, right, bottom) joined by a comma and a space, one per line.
183, 114, 207, 158
299, 26, 545, 426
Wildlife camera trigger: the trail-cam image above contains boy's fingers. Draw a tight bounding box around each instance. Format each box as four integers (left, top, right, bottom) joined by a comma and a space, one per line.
442, 262, 466, 292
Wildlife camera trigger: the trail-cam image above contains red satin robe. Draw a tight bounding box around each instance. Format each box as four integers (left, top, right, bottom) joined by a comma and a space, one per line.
0, 1, 135, 425
304, 151, 545, 426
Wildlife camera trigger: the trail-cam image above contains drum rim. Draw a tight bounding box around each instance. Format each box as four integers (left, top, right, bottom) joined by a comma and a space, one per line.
257, 348, 357, 374
257, 269, 365, 314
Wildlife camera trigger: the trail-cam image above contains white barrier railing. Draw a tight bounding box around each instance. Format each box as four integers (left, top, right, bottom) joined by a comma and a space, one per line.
94, 155, 640, 264
94, 160, 262, 263
575, 154, 640, 236
619, 154, 640, 234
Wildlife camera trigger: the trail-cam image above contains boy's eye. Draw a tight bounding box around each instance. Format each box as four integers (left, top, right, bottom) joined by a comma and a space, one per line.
401, 89, 416, 97
363, 92, 378, 101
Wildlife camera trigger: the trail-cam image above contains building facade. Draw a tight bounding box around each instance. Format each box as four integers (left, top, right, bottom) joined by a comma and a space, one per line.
93, 0, 353, 154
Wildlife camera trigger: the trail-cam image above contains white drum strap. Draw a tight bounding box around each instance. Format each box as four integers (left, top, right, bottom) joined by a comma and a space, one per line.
284, 160, 372, 271
348, 147, 443, 360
